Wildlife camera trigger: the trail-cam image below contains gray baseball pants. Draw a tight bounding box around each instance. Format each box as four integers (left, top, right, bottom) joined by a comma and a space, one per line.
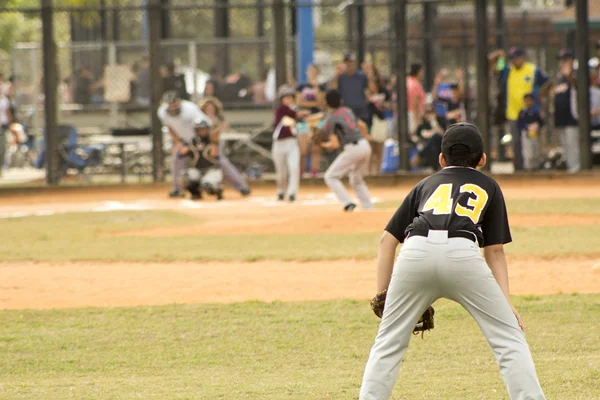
172, 150, 185, 191
360, 231, 545, 400
508, 120, 524, 171
219, 142, 249, 193
324, 139, 374, 209
555, 126, 580, 173
272, 137, 300, 197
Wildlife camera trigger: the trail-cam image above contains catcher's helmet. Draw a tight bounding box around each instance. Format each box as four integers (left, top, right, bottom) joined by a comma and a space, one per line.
162, 90, 180, 104
195, 119, 212, 130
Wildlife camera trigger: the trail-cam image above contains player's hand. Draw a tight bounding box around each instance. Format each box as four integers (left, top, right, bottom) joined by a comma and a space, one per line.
510, 304, 525, 332
179, 147, 190, 156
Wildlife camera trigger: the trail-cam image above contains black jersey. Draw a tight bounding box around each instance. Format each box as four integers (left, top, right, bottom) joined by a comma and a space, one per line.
385, 167, 511, 247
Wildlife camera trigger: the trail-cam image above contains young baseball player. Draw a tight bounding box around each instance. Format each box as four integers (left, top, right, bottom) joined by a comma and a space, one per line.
359, 123, 545, 400
517, 93, 543, 171
271, 86, 312, 202
321, 88, 374, 212
179, 120, 223, 200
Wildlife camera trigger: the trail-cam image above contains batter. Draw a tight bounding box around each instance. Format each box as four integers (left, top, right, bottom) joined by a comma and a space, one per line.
321, 89, 374, 212
360, 123, 545, 400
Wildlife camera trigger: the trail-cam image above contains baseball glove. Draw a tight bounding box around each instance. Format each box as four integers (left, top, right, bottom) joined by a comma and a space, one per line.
310, 125, 326, 146
370, 289, 435, 338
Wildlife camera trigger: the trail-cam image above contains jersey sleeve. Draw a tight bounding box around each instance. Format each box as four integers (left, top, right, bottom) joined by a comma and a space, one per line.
535, 68, 549, 87
481, 182, 512, 246
384, 187, 419, 242
284, 106, 297, 120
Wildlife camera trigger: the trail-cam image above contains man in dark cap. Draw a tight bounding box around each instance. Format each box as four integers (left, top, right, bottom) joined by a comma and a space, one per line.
359, 122, 545, 400
489, 47, 550, 171
328, 53, 378, 129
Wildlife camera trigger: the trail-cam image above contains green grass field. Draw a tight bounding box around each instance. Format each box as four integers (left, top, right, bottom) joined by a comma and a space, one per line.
1, 197, 599, 398
0, 197, 599, 262
1, 295, 599, 399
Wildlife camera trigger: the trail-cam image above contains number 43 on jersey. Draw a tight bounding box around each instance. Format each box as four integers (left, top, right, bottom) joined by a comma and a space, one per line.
422, 183, 489, 224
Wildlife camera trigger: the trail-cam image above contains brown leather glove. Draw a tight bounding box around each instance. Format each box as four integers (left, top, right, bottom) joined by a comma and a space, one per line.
370, 289, 435, 338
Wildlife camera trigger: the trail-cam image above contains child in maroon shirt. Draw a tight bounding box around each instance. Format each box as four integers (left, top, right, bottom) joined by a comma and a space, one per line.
272, 86, 311, 201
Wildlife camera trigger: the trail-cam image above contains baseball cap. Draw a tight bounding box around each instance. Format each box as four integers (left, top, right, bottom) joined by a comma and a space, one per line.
508, 47, 525, 59
557, 48, 574, 60
441, 123, 484, 157
343, 53, 356, 62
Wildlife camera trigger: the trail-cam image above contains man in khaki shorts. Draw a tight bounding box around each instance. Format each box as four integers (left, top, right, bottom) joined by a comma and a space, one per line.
359, 123, 545, 400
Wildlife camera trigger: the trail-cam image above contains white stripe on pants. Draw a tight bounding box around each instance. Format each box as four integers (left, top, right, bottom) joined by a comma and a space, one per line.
555, 126, 580, 173
360, 233, 545, 400
272, 137, 300, 197
324, 139, 374, 209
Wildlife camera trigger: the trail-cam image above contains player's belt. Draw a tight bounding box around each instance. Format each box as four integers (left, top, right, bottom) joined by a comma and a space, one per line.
407, 229, 477, 243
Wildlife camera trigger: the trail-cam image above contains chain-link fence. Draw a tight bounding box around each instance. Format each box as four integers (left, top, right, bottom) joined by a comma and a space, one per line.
0, 1, 596, 187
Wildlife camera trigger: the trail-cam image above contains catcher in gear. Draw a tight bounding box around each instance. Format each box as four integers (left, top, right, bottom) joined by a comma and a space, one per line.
359, 123, 545, 400
179, 120, 224, 200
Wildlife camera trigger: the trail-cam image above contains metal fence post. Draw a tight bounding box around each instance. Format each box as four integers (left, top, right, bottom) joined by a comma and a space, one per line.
494, 0, 505, 50
394, 0, 409, 172
356, 0, 365, 65
422, 2, 437, 92
475, 0, 490, 167
41, 0, 60, 185
108, 42, 118, 128
272, 0, 288, 89
576, 0, 592, 170
148, 0, 164, 182
188, 41, 198, 103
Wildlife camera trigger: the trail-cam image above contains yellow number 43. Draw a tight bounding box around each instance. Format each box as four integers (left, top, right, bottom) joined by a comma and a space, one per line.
422, 183, 489, 224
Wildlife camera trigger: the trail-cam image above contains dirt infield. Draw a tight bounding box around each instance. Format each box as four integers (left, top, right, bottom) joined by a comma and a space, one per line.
1, 256, 599, 310
1, 179, 599, 310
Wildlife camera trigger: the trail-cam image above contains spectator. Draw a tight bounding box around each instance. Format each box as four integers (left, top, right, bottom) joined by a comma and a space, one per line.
587, 58, 600, 129
73, 66, 94, 105
135, 57, 151, 107
296, 64, 325, 177
0, 91, 9, 176
552, 49, 579, 173
407, 63, 426, 135
328, 53, 377, 128
204, 67, 223, 99
489, 47, 550, 171
364, 62, 390, 175
517, 93, 543, 171
0, 73, 3, 95
433, 68, 465, 126
199, 96, 251, 196
438, 83, 466, 127
163, 62, 189, 100
409, 103, 443, 171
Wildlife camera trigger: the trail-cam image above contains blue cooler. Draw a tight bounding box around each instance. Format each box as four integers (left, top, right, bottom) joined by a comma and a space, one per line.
381, 138, 399, 173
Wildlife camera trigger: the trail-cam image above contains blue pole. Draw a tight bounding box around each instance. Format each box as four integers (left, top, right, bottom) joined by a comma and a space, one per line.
296, 0, 314, 83
142, 0, 149, 42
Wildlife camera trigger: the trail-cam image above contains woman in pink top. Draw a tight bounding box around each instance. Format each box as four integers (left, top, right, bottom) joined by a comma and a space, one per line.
406, 63, 425, 135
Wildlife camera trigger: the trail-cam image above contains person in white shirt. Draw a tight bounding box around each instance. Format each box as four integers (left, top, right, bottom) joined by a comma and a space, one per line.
157, 91, 212, 197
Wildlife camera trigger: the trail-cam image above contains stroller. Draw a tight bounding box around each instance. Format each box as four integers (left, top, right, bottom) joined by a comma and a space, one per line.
35, 125, 105, 177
